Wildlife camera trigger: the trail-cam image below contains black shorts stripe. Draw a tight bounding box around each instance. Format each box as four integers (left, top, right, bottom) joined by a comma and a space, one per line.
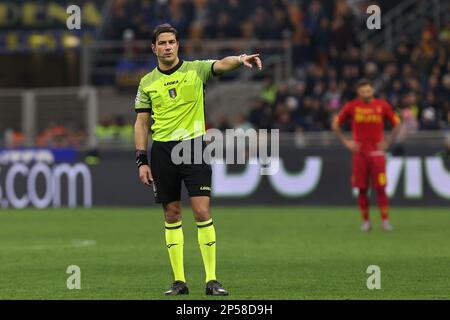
197, 221, 213, 228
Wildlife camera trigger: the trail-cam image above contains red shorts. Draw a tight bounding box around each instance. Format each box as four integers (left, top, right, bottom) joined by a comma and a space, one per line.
352, 151, 387, 189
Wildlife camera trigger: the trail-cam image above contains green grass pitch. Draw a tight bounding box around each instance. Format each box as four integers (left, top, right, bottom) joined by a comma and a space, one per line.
0, 207, 449, 300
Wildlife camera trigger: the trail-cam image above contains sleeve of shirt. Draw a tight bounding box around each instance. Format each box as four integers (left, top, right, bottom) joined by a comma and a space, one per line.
383, 101, 400, 127
134, 80, 152, 113
337, 102, 353, 125
195, 60, 218, 84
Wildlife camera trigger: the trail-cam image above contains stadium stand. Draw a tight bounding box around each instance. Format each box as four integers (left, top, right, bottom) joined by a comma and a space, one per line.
0, 0, 449, 148
98, 0, 450, 133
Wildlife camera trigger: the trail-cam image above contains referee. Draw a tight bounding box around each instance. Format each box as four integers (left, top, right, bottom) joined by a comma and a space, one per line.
134, 24, 262, 296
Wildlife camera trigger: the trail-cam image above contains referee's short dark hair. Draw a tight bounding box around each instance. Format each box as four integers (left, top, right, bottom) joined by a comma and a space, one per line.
355, 78, 373, 88
152, 24, 179, 44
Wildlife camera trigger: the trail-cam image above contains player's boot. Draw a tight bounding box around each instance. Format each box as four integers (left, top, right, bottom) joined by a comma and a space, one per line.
361, 221, 372, 232
381, 220, 394, 232
164, 281, 189, 296
205, 280, 229, 296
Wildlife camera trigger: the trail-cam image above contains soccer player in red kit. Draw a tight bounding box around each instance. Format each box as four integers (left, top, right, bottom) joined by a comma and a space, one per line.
332, 79, 401, 231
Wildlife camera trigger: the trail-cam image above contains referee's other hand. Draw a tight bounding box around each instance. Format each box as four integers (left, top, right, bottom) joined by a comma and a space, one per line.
139, 165, 154, 186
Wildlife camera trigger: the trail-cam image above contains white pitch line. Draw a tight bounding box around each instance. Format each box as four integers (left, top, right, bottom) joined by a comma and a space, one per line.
5, 240, 97, 251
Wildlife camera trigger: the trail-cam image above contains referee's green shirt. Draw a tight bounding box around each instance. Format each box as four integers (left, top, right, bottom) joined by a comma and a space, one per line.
134, 59, 217, 142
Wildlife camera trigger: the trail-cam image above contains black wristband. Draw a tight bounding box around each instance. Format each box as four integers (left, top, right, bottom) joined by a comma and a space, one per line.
135, 150, 149, 168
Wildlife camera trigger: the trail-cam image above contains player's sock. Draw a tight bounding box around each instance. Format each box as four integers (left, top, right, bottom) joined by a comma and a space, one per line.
376, 188, 389, 221
197, 219, 216, 283
165, 221, 185, 283
357, 188, 370, 221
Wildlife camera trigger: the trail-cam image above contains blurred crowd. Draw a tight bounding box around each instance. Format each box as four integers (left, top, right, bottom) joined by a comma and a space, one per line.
0, 117, 132, 149
106, 0, 311, 40
106, 0, 396, 41
106, 0, 450, 134
229, 20, 450, 134
1, 124, 87, 149
2, 0, 449, 150
95, 115, 134, 147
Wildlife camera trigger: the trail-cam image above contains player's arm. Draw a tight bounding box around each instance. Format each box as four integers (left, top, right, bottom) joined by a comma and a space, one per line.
212, 54, 263, 75
379, 102, 401, 151
332, 105, 360, 152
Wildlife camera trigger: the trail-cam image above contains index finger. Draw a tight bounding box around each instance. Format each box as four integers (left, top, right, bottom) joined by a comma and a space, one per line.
141, 176, 150, 186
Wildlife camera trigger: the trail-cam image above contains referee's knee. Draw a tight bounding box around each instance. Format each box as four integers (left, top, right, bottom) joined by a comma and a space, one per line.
164, 202, 182, 223
192, 206, 211, 222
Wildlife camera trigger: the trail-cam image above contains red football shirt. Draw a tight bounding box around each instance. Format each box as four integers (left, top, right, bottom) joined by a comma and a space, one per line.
337, 98, 400, 153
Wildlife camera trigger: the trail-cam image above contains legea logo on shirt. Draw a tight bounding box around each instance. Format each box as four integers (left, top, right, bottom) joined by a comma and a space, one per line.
169, 88, 177, 99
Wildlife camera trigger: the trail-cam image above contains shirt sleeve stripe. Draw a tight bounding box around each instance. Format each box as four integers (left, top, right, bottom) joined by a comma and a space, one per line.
211, 61, 218, 77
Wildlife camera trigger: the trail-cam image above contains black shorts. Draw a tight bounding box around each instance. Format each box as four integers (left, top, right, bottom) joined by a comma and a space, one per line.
150, 136, 212, 206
